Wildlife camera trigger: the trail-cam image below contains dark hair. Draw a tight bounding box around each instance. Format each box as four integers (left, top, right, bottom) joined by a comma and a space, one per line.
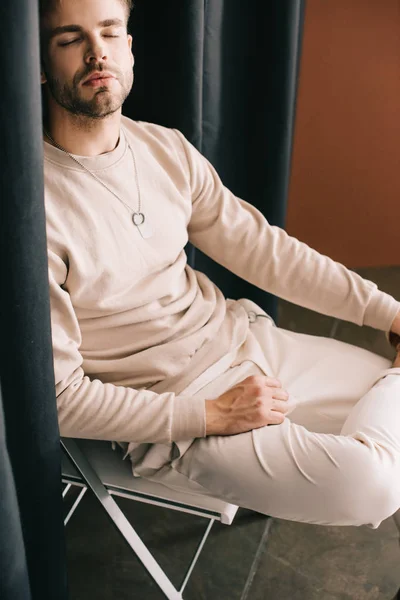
39, 0, 134, 31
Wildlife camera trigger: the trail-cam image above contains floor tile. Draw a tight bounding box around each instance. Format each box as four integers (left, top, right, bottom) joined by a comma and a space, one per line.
355, 267, 400, 300
65, 493, 272, 600
278, 299, 337, 337
332, 267, 400, 360
245, 517, 400, 600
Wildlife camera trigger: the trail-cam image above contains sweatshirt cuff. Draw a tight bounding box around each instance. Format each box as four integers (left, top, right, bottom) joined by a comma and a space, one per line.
363, 288, 400, 331
171, 395, 207, 441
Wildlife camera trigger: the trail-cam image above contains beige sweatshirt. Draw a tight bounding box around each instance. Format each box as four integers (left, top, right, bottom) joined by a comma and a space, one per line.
44, 116, 400, 444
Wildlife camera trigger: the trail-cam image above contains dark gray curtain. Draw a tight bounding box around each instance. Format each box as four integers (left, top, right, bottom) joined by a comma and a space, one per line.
125, 0, 306, 320
0, 1, 304, 598
0, 0, 68, 599
0, 390, 31, 600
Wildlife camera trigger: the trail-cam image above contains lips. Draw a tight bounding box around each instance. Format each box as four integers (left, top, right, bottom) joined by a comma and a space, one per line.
83, 72, 115, 85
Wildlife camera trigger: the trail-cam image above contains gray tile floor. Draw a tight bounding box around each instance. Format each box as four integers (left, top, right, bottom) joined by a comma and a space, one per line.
64, 266, 400, 600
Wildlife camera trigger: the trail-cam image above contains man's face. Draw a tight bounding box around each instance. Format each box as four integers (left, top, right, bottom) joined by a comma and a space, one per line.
41, 0, 134, 120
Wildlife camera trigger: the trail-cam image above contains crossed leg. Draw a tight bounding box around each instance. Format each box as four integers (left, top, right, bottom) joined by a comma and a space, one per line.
148, 317, 400, 530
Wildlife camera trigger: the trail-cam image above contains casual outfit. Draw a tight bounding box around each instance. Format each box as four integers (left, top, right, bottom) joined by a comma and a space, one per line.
44, 116, 400, 530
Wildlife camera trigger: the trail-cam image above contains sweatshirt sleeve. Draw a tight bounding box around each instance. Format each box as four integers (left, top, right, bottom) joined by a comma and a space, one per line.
48, 249, 206, 442
174, 130, 400, 332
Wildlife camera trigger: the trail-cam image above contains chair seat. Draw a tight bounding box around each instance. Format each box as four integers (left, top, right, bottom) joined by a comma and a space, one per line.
62, 439, 238, 524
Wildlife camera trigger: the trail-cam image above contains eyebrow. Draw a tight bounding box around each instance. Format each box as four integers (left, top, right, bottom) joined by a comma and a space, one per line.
48, 18, 125, 40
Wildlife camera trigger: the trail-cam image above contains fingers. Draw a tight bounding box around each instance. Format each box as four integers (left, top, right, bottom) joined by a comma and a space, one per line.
267, 410, 286, 425
242, 375, 282, 388
264, 376, 282, 388
272, 388, 289, 401
270, 398, 290, 414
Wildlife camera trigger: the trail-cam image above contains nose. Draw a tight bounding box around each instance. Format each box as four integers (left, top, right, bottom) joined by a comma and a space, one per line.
84, 37, 108, 65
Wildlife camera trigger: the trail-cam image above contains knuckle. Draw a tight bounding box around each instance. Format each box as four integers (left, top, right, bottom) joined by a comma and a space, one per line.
254, 398, 264, 409
252, 383, 264, 396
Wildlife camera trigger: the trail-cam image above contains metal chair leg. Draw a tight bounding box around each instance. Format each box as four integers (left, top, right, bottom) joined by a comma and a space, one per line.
64, 487, 87, 526
179, 518, 215, 594
62, 439, 184, 600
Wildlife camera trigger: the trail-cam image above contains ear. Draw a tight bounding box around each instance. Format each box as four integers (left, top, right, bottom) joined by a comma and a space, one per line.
127, 34, 134, 67
41, 69, 47, 84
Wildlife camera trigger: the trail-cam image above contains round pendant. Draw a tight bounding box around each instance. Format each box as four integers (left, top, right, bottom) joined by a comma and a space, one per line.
132, 212, 145, 226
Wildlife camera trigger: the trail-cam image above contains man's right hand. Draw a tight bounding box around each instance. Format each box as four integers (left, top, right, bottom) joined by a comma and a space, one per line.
205, 375, 290, 436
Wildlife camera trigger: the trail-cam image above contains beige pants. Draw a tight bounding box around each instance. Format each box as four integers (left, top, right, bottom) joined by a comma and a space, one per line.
145, 303, 400, 531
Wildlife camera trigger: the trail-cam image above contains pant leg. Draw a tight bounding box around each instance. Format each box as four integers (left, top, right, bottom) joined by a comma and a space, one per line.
149, 320, 400, 529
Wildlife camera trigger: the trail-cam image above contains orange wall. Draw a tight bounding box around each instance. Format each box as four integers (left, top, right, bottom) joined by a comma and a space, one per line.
287, 0, 400, 268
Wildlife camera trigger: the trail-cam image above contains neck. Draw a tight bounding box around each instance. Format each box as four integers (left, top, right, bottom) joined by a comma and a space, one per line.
44, 109, 122, 157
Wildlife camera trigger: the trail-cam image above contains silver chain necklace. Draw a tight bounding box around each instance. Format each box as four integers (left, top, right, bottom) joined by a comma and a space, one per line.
44, 128, 153, 239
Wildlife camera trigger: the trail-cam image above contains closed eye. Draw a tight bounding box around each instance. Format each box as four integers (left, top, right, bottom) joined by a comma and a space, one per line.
57, 31, 121, 46
59, 38, 81, 47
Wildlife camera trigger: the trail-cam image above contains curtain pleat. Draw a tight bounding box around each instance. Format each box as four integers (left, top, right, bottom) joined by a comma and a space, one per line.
126, 0, 306, 320
0, 3, 305, 597
0, 389, 32, 600
0, 1, 68, 598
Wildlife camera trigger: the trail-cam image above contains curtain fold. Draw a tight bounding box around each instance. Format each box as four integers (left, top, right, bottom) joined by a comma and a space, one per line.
0, 1, 68, 598
0, 2, 305, 597
0, 389, 32, 600
126, 0, 306, 320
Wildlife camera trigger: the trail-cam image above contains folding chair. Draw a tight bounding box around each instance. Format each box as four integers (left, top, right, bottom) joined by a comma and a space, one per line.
61, 438, 239, 600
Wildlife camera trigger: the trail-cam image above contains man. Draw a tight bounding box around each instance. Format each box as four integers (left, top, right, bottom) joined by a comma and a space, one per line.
40, 0, 400, 545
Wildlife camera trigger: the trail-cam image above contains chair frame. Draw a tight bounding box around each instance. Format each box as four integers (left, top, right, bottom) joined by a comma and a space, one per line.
61, 439, 237, 600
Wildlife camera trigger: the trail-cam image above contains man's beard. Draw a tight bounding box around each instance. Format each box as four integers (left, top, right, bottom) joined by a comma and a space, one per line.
44, 64, 133, 120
